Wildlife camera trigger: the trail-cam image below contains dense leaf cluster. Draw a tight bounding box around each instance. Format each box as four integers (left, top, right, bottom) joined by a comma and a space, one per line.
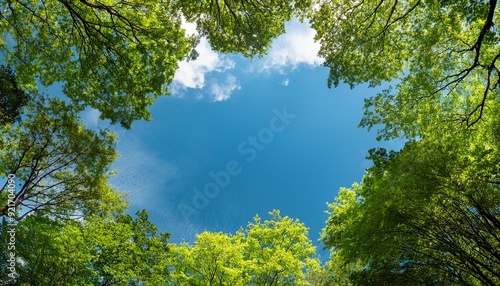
0, 65, 29, 126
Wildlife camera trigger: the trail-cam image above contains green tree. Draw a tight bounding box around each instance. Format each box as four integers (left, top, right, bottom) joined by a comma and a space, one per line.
308, 1, 500, 284
169, 210, 320, 285
321, 124, 500, 285
310, 0, 500, 140
0, 207, 170, 285
84, 209, 171, 285
0, 0, 193, 128
169, 231, 248, 285
243, 210, 318, 286
0, 96, 118, 220
0, 214, 92, 285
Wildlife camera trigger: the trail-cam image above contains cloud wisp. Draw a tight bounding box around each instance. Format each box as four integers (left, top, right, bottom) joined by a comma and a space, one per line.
209, 75, 241, 102
110, 135, 179, 207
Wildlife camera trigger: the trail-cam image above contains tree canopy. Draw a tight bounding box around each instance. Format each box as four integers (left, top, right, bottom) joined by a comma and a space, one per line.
0, 96, 118, 220
0, 208, 324, 285
0, 208, 171, 285
175, 0, 311, 57
309, 1, 500, 284
169, 210, 320, 285
310, 0, 500, 140
1, 0, 193, 128
321, 121, 500, 285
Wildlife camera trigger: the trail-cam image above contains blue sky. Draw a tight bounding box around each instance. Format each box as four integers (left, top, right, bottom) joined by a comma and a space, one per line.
82, 19, 401, 258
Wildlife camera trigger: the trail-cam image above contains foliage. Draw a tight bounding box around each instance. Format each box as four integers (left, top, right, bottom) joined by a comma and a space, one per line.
310, 0, 500, 140
311, 2, 500, 284
84, 209, 171, 285
169, 210, 320, 285
0, 207, 170, 285
0, 96, 118, 220
243, 210, 318, 286
170, 231, 248, 285
6, 1, 500, 286
0, 214, 92, 285
0, 65, 30, 126
321, 123, 500, 285
0, 0, 193, 128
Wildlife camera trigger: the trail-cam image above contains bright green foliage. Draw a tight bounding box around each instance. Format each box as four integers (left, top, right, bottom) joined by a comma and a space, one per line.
0, 215, 93, 285
176, 0, 312, 57
0, 0, 192, 128
243, 210, 318, 286
84, 209, 171, 285
310, 0, 500, 140
0, 96, 118, 220
321, 123, 500, 285
302, 259, 332, 286
0, 208, 170, 285
170, 232, 248, 285
169, 210, 320, 285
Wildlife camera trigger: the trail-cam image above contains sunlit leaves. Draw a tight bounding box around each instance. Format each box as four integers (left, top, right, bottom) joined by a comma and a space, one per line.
0, 96, 118, 219
0, 208, 170, 285
85, 209, 171, 285
0, 0, 192, 128
169, 232, 247, 285
244, 210, 318, 285
321, 124, 500, 284
310, 0, 500, 139
0, 0, 315, 128
169, 210, 320, 285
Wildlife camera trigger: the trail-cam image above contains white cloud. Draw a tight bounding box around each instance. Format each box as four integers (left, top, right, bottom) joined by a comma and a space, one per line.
171, 38, 235, 96
210, 75, 241, 102
257, 19, 323, 72
281, 78, 290, 86
181, 19, 198, 36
